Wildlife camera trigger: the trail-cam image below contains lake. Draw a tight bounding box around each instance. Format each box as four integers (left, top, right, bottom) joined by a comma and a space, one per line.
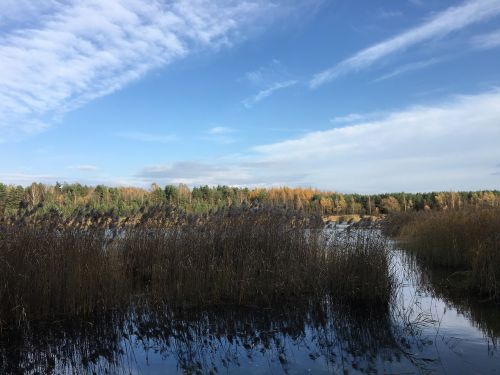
1, 227, 499, 374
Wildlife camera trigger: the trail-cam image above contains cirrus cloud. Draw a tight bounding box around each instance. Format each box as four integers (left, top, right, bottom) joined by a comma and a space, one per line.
471, 28, 500, 49
242, 80, 297, 108
0, 0, 298, 138
310, 0, 500, 88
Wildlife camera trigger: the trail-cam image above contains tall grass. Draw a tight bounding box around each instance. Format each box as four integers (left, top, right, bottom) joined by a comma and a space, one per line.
0, 228, 127, 325
385, 207, 500, 302
325, 229, 394, 305
121, 209, 326, 306
0, 208, 395, 328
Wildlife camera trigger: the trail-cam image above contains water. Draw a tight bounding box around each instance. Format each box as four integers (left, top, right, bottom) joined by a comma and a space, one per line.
390, 249, 500, 374
1, 228, 499, 374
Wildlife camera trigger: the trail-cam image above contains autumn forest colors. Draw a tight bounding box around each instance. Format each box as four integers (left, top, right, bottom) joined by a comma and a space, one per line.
1, 182, 499, 224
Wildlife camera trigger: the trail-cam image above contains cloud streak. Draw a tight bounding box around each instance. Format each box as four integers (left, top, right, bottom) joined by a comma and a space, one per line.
204, 126, 237, 144
242, 80, 297, 108
0, 0, 283, 138
310, 0, 500, 88
331, 111, 388, 124
471, 28, 500, 49
373, 57, 444, 82
241, 59, 288, 86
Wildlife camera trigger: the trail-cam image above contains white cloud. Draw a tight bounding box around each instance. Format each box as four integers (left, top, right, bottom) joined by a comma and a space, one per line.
205, 126, 237, 144
208, 126, 234, 134
240, 59, 297, 108
138, 161, 251, 185
331, 112, 384, 124
310, 0, 500, 88
373, 57, 445, 82
138, 90, 500, 192
137, 160, 305, 186
0, 0, 289, 138
205, 126, 238, 145
242, 80, 297, 108
241, 59, 285, 86
0, 0, 62, 30
471, 28, 500, 49
251, 90, 500, 191
115, 131, 177, 143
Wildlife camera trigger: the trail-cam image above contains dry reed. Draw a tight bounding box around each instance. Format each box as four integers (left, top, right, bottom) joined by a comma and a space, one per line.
385, 207, 500, 302
0, 208, 395, 328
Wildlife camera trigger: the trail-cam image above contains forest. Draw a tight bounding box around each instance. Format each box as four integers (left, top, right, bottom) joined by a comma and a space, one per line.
1, 182, 499, 222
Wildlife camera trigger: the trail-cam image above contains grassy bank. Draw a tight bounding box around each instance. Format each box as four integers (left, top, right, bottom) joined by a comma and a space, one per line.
385, 207, 500, 302
0, 208, 394, 328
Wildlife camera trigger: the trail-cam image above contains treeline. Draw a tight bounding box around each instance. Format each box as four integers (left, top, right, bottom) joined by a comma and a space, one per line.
0, 182, 499, 219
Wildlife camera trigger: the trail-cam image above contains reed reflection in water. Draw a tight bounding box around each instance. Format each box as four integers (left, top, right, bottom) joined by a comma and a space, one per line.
0, 299, 436, 375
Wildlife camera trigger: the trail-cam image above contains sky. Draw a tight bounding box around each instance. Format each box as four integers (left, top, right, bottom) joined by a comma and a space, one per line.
1, 0, 500, 193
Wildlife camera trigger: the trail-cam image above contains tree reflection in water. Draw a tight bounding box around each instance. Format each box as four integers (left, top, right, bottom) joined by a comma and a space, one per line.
405, 250, 500, 351
0, 299, 438, 375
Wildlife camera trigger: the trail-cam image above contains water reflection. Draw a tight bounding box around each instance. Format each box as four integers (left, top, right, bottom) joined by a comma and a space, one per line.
404, 251, 500, 347
1, 299, 436, 375
396, 249, 500, 374
1, 235, 499, 374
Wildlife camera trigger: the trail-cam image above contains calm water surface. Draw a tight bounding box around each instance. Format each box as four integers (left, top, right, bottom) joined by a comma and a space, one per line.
1, 228, 499, 374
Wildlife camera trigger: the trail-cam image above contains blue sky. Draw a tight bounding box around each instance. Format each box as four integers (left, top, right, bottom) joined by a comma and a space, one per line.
1, 0, 500, 193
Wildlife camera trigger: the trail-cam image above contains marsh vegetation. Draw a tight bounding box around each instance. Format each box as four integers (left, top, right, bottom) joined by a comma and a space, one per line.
385, 207, 500, 302
1, 197, 500, 373
0, 208, 394, 329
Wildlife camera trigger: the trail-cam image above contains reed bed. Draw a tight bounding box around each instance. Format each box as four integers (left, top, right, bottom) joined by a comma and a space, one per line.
0, 208, 394, 328
325, 229, 394, 305
385, 207, 500, 302
0, 228, 127, 325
